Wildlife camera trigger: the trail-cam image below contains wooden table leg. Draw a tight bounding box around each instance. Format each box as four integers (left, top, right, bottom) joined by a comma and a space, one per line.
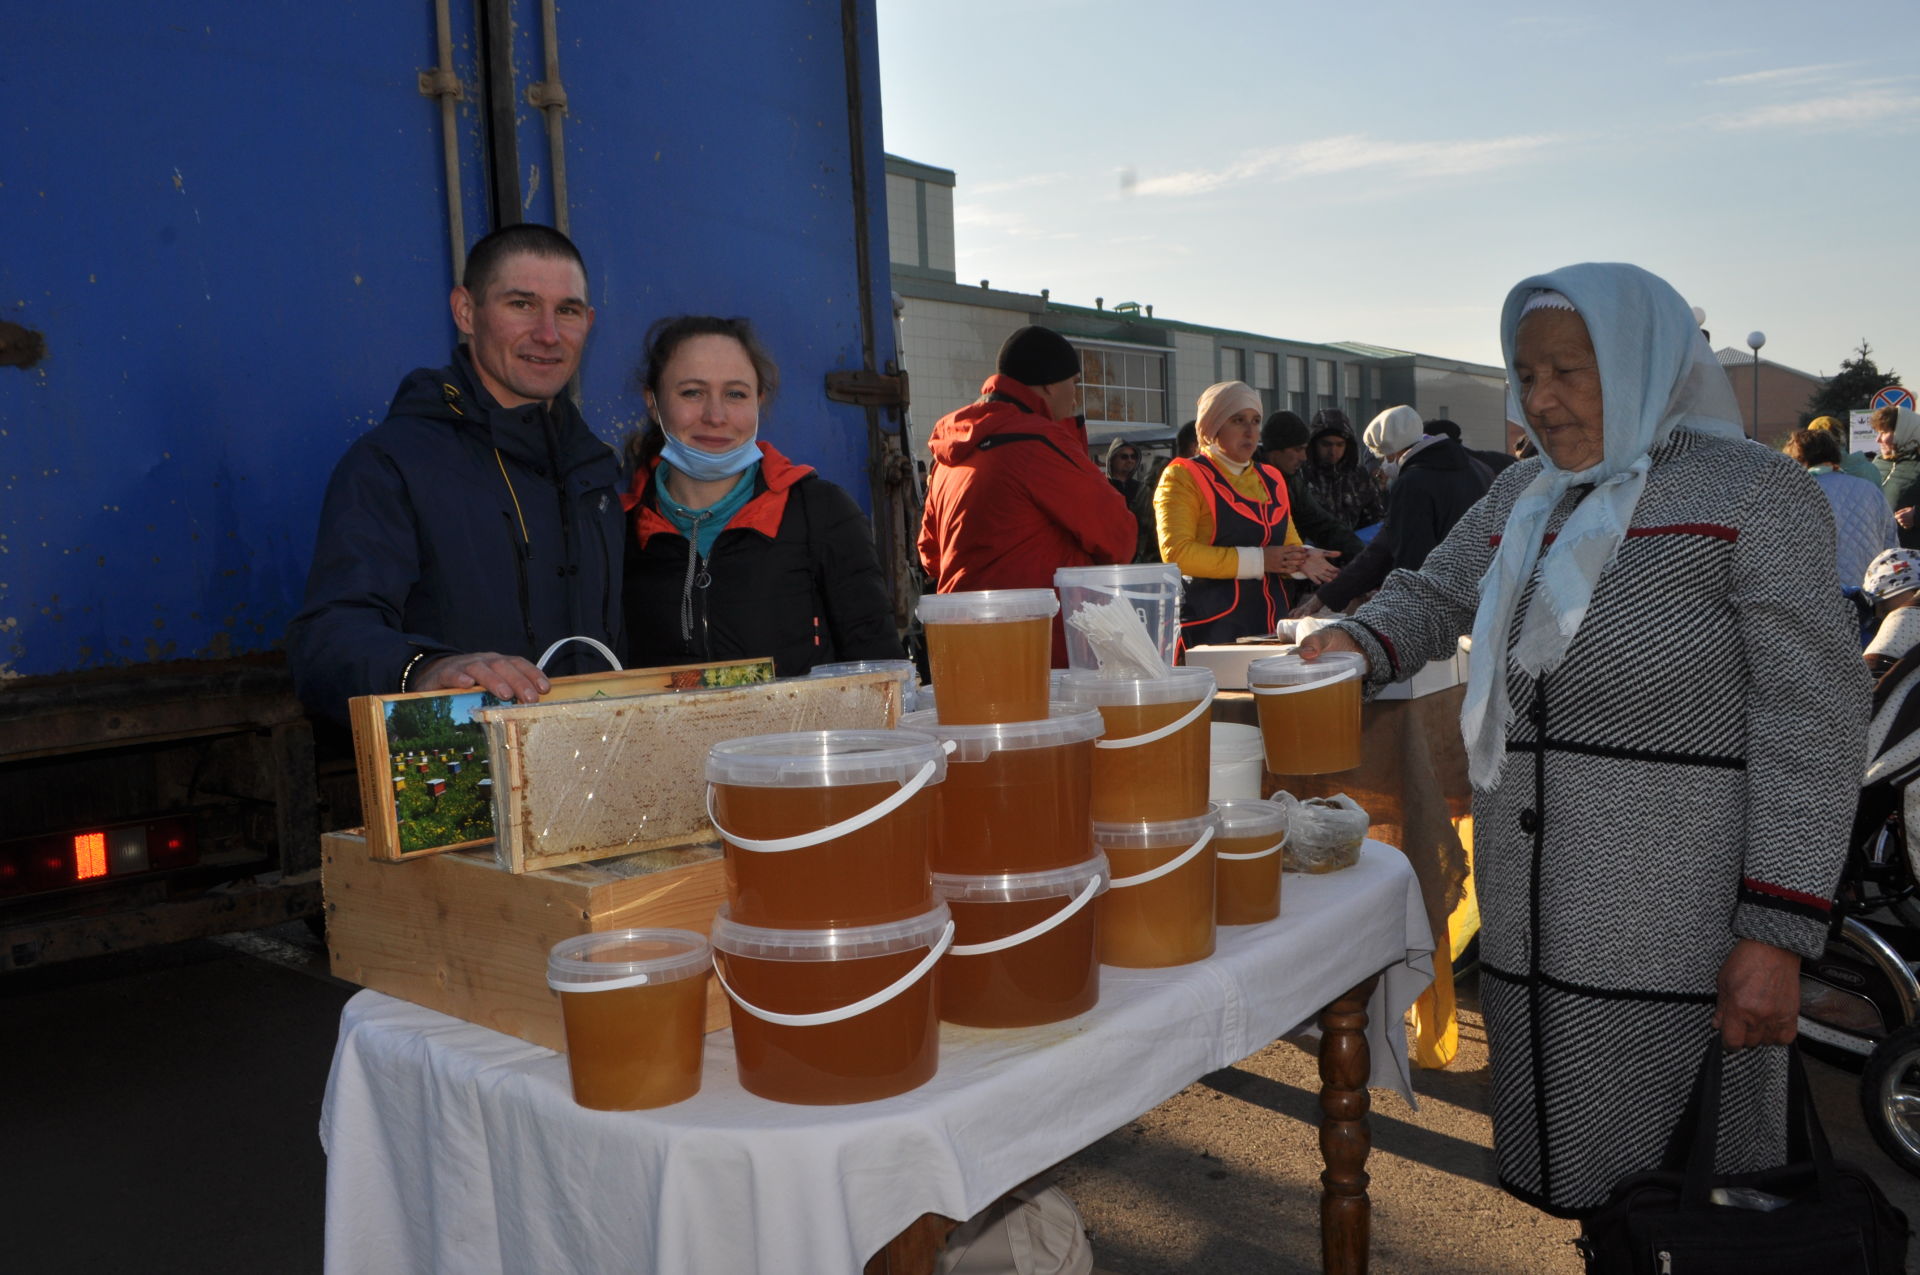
864, 1212, 959, 1275
1320, 975, 1380, 1275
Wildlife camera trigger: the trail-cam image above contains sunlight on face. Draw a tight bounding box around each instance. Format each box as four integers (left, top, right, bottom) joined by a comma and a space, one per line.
1513, 309, 1604, 472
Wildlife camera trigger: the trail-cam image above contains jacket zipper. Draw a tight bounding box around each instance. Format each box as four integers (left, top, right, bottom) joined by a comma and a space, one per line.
504, 510, 536, 645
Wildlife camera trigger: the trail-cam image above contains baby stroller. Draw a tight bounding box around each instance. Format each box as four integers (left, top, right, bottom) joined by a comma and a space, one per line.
1798, 646, 1920, 1175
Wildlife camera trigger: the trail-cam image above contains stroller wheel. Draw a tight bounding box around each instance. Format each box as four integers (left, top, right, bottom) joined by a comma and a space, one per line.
1861, 1022, 1920, 1177
1798, 917, 1920, 1071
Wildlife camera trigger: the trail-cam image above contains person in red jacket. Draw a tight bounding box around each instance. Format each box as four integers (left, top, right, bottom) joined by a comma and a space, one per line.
918, 326, 1137, 665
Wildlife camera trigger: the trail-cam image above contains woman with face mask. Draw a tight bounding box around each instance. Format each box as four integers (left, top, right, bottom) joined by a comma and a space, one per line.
621, 315, 902, 674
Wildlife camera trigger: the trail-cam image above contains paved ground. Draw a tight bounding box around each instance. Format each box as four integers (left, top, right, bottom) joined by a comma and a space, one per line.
4, 927, 1917, 1273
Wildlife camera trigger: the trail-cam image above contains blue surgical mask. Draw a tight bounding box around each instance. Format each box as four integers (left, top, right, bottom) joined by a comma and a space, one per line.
660, 430, 761, 482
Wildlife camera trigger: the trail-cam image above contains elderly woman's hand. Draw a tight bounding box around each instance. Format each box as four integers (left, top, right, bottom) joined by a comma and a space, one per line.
1713, 939, 1801, 1048
1296, 626, 1366, 665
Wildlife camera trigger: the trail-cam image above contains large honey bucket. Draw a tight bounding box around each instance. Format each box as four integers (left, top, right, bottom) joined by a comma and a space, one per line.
1060, 666, 1216, 822
1093, 807, 1219, 969
916, 589, 1059, 725
705, 730, 945, 929
1246, 651, 1365, 775
899, 704, 1103, 876
931, 854, 1107, 1028
710, 903, 953, 1105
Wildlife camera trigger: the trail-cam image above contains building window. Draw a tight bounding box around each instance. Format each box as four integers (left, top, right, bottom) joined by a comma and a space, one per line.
1077, 345, 1167, 429
1252, 352, 1278, 414
1287, 356, 1307, 415
1220, 346, 1245, 382
1315, 359, 1335, 414
1368, 368, 1383, 400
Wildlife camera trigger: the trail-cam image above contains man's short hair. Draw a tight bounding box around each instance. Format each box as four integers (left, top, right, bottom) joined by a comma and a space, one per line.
1176, 421, 1198, 458
463, 224, 587, 303
1785, 427, 1844, 467
1426, 419, 1461, 441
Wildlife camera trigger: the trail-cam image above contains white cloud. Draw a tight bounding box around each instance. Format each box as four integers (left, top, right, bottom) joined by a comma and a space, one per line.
1703, 61, 1857, 88
1126, 132, 1560, 198
1710, 87, 1920, 131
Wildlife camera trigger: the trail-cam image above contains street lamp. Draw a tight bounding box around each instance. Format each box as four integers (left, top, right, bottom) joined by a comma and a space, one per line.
1746, 331, 1766, 440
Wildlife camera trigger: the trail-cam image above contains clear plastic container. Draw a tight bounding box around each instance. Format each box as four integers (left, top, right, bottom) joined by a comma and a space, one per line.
899, 704, 1103, 875
931, 853, 1107, 1027
706, 730, 945, 928
1247, 651, 1366, 774
546, 929, 712, 1110
807, 659, 920, 715
916, 589, 1060, 725
1093, 807, 1219, 969
1210, 797, 1288, 926
1209, 722, 1264, 800
1054, 563, 1183, 671
1060, 666, 1216, 822
709, 903, 952, 1105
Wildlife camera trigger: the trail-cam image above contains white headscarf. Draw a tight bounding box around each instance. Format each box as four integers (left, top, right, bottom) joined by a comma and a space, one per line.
1459, 263, 1749, 790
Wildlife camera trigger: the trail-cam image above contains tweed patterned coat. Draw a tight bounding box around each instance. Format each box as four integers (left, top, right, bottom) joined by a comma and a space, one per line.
1339, 430, 1871, 1215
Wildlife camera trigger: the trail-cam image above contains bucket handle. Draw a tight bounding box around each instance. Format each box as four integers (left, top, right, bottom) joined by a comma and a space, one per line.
535, 635, 623, 673
711, 921, 955, 1027
1249, 667, 1358, 697
1217, 834, 1286, 863
1094, 692, 1215, 750
1107, 825, 1214, 889
948, 874, 1103, 957
707, 756, 941, 854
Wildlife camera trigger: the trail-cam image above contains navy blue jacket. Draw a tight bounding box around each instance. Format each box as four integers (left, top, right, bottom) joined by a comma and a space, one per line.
1313, 436, 1491, 613
286, 348, 625, 724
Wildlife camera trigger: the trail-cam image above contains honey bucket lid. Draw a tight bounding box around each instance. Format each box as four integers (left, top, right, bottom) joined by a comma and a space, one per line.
807, 659, 920, 685
898, 702, 1104, 758
916, 588, 1060, 624
1058, 664, 1216, 707
705, 729, 947, 788
1092, 805, 1219, 849
546, 928, 710, 993
709, 901, 952, 962
931, 852, 1109, 903
1246, 650, 1366, 685
1211, 797, 1289, 838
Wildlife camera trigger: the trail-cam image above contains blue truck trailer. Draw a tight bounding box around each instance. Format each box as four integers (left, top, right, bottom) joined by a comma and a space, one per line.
0, 2, 913, 965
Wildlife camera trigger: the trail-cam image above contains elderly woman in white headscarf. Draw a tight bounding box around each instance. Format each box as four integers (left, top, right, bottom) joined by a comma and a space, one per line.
1154, 380, 1339, 647
1299, 263, 1870, 1216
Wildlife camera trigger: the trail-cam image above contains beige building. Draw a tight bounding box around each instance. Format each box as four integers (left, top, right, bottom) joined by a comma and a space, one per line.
1713, 347, 1827, 449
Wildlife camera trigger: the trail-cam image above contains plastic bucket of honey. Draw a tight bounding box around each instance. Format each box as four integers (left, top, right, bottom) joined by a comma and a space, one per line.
1060, 666, 1216, 822
1246, 650, 1365, 774
710, 903, 953, 1105
546, 929, 712, 1111
706, 730, 946, 929
1093, 807, 1218, 968
931, 853, 1107, 1027
899, 704, 1104, 875
916, 589, 1060, 725
1211, 797, 1288, 926
1053, 563, 1183, 671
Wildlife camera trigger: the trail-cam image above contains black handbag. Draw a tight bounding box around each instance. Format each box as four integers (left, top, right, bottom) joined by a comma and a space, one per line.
1577, 1036, 1910, 1274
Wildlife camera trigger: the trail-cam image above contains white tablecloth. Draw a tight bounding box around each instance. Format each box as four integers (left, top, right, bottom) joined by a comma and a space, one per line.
320, 841, 1432, 1275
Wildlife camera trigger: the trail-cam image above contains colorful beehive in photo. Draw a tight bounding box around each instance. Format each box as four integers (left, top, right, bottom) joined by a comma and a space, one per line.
428, 778, 447, 797
448, 760, 462, 775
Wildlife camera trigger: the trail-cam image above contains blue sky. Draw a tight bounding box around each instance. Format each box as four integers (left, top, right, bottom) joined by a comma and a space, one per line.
876, 0, 1919, 383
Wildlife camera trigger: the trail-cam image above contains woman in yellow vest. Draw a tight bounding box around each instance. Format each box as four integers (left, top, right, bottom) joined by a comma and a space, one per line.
1154, 381, 1339, 649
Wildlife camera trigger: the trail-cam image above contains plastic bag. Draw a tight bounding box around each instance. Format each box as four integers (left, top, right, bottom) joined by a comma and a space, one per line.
934, 1183, 1094, 1275
1272, 792, 1367, 874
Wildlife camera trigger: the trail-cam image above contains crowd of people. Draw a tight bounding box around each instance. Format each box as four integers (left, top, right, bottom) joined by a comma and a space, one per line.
284, 227, 1906, 1231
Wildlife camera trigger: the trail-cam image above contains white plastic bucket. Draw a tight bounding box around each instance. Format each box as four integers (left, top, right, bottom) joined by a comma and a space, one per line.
1208, 722, 1264, 799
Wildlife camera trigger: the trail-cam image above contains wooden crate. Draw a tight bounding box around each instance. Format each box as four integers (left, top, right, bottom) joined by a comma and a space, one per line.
323, 829, 730, 1049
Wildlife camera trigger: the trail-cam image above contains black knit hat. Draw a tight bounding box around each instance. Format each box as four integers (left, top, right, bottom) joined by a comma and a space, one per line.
996, 326, 1081, 387
1261, 410, 1310, 452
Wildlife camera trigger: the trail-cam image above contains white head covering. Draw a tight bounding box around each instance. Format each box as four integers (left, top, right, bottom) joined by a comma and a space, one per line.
1865, 548, 1920, 601
1195, 381, 1263, 444
1459, 263, 1749, 790
1363, 405, 1425, 458
1886, 407, 1920, 457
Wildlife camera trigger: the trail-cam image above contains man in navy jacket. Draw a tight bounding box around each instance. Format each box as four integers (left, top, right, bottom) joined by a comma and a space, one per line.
286, 225, 625, 725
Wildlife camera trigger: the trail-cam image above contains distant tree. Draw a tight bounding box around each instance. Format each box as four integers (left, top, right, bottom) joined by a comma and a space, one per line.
1803, 341, 1899, 424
